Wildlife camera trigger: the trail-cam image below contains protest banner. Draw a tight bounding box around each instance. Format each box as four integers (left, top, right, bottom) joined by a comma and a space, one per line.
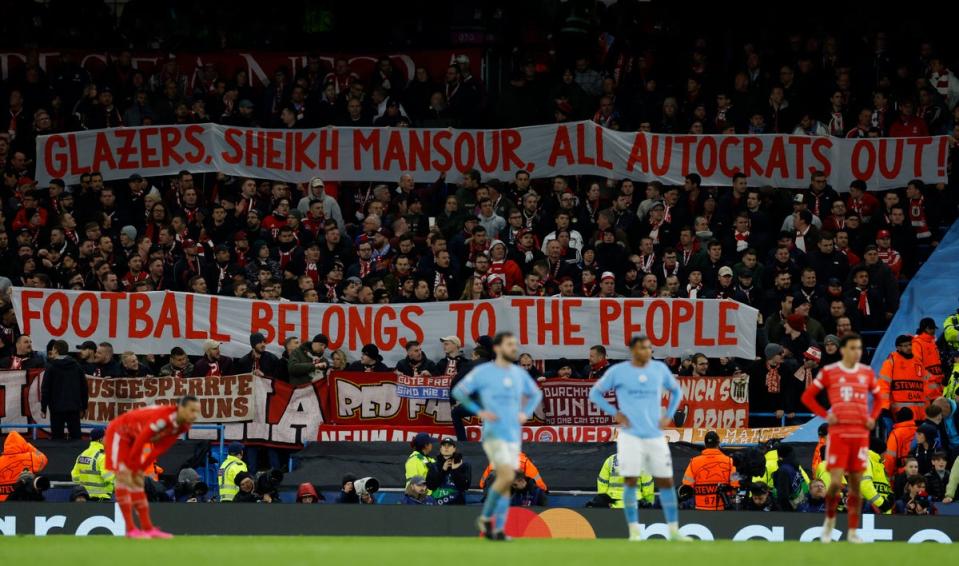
396, 374, 452, 400
11, 289, 759, 362
328, 371, 452, 426
34, 121, 948, 189
0, 370, 328, 448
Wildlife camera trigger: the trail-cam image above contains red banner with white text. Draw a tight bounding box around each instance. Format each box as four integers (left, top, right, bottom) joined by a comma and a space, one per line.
10, 289, 759, 362
0, 370, 328, 448
35, 121, 949, 188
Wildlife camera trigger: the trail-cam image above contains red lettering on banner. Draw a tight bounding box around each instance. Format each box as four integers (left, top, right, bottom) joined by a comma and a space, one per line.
408, 130, 428, 171
373, 307, 398, 350
430, 130, 452, 171
878, 139, 903, 179
208, 297, 230, 343
790, 136, 811, 176
102, 292, 124, 337
674, 135, 695, 175
42, 292, 69, 335
650, 136, 671, 175
321, 305, 346, 349
277, 302, 299, 344
811, 138, 831, 176
694, 302, 715, 347
16, 289, 43, 335
502, 129, 524, 172
718, 136, 741, 177
547, 125, 573, 167
851, 140, 875, 180
645, 300, 669, 346
453, 132, 476, 172
184, 294, 205, 339
696, 137, 717, 177
347, 307, 373, 350
383, 130, 408, 171
742, 137, 763, 177
398, 306, 424, 347
250, 302, 275, 343
265, 131, 283, 169
43, 134, 67, 178
448, 302, 473, 344
73, 293, 98, 338
221, 128, 243, 164
477, 131, 500, 173
160, 127, 184, 166
510, 298, 534, 344
91, 132, 118, 172
471, 302, 496, 341
138, 127, 160, 168
354, 129, 380, 170
764, 137, 788, 178
717, 301, 738, 346
599, 299, 621, 345
574, 123, 594, 166
154, 293, 181, 339
562, 299, 584, 346
115, 129, 137, 169
68, 134, 88, 175
670, 300, 695, 347
594, 126, 613, 169
626, 133, 648, 173
299, 304, 310, 342
622, 299, 644, 343
318, 129, 338, 170
183, 125, 205, 164
129, 293, 152, 339
908, 137, 932, 176
536, 299, 558, 345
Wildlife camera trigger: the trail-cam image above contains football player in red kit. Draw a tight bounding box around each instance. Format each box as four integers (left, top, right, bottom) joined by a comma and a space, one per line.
104, 396, 201, 539
801, 333, 882, 544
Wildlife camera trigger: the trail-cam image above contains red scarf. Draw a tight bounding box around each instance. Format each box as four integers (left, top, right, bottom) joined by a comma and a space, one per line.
765, 363, 781, 393
857, 287, 871, 316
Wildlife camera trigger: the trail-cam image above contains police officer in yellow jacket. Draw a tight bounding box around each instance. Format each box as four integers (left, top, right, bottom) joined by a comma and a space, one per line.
70, 427, 113, 501
405, 433, 435, 493
592, 454, 654, 508
218, 442, 248, 502
860, 438, 894, 514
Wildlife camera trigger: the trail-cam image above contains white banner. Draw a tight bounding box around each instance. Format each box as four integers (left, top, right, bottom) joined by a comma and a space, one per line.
35, 121, 949, 189
10, 288, 758, 362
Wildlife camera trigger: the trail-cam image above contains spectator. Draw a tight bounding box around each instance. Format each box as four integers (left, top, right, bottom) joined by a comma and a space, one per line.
911, 422, 940, 474
296, 482, 322, 503
74, 341, 98, 373
90, 342, 123, 377
1, 335, 44, 369
336, 474, 360, 504
402, 476, 435, 505
743, 483, 779, 511
330, 349, 349, 371
797, 479, 827, 513
583, 345, 611, 379
895, 475, 933, 515
119, 351, 152, 377
509, 473, 547, 507
426, 438, 471, 505
924, 451, 950, 501
159, 346, 194, 378
347, 344, 389, 372
236, 332, 281, 377
436, 336, 473, 440
892, 457, 921, 501
41, 340, 88, 440
395, 340, 435, 376
194, 339, 232, 376
287, 333, 330, 385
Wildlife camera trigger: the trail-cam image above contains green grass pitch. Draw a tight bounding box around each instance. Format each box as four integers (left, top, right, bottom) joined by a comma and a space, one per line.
1, 536, 951, 566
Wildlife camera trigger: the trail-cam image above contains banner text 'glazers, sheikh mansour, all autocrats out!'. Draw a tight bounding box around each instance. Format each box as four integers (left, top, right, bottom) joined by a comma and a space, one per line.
33, 121, 949, 189
10, 289, 758, 363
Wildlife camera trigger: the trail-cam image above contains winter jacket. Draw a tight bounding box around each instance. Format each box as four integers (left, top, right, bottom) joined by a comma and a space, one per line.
426, 454, 472, 505
41, 356, 89, 413
0, 432, 48, 501
296, 482, 322, 503
287, 344, 326, 385
395, 355, 436, 376
235, 350, 281, 378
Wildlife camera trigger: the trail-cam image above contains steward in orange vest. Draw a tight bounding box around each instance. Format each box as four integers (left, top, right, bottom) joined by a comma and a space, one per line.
913, 319, 943, 399
681, 431, 738, 510
879, 335, 930, 421
884, 408, 918, 476
0, 432, 48, 501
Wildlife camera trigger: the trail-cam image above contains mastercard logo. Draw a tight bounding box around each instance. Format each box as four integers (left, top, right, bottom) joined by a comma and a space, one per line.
502, 508, 597, 539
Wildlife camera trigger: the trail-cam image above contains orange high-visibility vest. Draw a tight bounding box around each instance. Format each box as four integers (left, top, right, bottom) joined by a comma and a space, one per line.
479, 452, 547, 492
878, 352, 929, 420
913, 334, 943, 399
0, 432, 48, 501
682, 448, 738, 510
883, 421, 917, 476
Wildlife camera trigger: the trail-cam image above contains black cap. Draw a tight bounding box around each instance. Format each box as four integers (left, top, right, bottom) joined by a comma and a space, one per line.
312, 333, 329, 345
440, 438, 456, 446
704, 431, 721, 446
128, 173, 143, 182
362, 344, 382, 361
895, 334, 913, 346
919, 317, 937, 331
76, 340, 97, 351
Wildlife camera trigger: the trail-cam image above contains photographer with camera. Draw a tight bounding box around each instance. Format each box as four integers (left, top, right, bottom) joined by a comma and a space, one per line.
232, 472, 259, 503
426, 438, 471, 505
6, 470, 51, 501
173, 468, 210, 503
336, 474, 379, 504
254, 469, 284, 503
896, 475, 935, 515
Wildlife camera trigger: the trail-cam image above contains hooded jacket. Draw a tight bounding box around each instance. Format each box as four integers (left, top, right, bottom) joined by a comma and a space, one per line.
41, 356, 89, 413
296, 482, 322, 503
0, 432, 48, 501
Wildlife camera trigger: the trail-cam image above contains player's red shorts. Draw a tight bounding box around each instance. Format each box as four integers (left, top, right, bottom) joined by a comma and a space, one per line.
826, 435, 869, 473
104, 424, 134, 473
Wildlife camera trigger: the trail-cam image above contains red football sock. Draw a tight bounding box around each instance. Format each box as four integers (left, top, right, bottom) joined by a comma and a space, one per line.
847, 493, 861, 530
115, 485, 136, 531
825, 492, 839, 519
130, 488, 154, 531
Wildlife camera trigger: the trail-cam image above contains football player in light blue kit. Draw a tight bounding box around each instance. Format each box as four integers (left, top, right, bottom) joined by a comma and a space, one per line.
589, 335, 688, 541
451, 332, 542, 541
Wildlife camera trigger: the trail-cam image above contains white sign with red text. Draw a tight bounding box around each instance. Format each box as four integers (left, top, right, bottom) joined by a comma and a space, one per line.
34, 121, 949, 188
11, 289, 758, 363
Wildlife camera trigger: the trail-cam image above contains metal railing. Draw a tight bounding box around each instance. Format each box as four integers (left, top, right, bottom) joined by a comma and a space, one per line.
748, 412, 815, 427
